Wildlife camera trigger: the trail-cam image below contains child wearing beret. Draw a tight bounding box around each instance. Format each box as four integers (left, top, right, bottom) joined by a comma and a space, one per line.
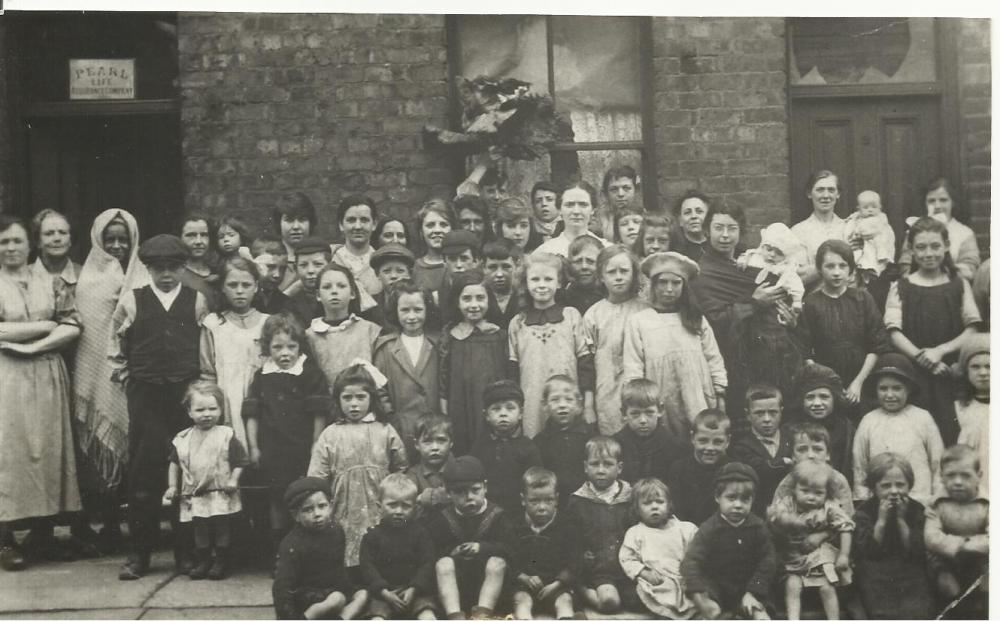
272, 477, 368, 620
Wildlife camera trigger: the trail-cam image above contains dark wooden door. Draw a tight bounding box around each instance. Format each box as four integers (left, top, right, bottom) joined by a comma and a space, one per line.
790, 96, 941, 244
25, 113, 182, 261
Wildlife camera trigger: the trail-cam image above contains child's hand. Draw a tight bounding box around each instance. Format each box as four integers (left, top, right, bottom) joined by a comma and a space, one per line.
714, 392, 726, 414
740, 593, 768, 620
399, 587, 415, 607
380, 588, 407, 612
877, 497, 895, 520
518, 573, 544, 594
696, 595, 723, 620
452, 542, 479, 557
844, 379, 863, 404
162, 486, 177, 506
249, 448, 261, 467
736, 254, 750, 270
835, 553, 850, 574
223, 478, 239, 494
0, 341, 37, 357
537, 581, 563, 602
639, 567, 664, 586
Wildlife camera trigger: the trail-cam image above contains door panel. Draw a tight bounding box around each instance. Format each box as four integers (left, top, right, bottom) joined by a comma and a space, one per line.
26, 114, 182, 261
790, 96, 941, 245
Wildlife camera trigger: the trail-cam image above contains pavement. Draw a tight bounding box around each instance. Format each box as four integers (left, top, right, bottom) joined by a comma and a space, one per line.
0, 551, 274, 620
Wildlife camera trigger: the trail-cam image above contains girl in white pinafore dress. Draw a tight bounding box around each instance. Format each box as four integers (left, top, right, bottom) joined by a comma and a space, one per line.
200, 257, 268, 450
164, 381, 248, 580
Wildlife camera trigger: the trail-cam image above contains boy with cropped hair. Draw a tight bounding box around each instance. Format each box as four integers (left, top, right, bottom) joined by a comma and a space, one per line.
565, 436, 637, 614
250, 235, 293, 315
482, 239, 523, 329
533, 375, 596, 501
510, 467, 577, 620
360, 473, 436, 620
667, 408, 731, 525
925, 444, 988, 615
770, 422, 854, 516
405, 414, 457, 517
563, 235, 604, 315
614, 378, 685, 484
730, 384, 793, 515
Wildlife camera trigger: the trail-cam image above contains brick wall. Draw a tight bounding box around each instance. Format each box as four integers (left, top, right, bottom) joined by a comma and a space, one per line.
650, 17, 789, 239
0, 21, 10, 212
956, 18, 991, 251
178, 13, 453, 237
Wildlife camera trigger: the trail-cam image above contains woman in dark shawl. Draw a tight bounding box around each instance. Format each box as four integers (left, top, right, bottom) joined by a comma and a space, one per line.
689, 203, 806, 433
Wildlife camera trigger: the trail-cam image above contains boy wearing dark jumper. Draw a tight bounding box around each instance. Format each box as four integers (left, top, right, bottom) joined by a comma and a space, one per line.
510, 468, 577, 620
564, 435, 637, 615
111, 234, 209, 580
360, 473, 436, 620
272, 477, 368, 620
405, 415, 457, 518
470, 380, 542, 514
561, 235, 604, 316
250, 236, 294, 315
680, 462, 776, 620
667, 408, 732, 525
421, 455, 513, 620
533, 375, 596, 502
613, 378, 685, 484
286, 236, 329, 327
482, 239, 522, 330
730, 384, 793, 516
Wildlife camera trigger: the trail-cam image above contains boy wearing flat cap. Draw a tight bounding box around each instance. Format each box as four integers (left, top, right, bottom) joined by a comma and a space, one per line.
680, 461, 776, 620
111, 234, 209, 581
272, 477, 368, 620
285, 236, 331, 327
362, 243, 416, 329
418, 455, 514, 620
470, 380, 542, 514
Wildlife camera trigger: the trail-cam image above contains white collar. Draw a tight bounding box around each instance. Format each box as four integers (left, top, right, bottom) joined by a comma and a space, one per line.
150, 283, 182, 311
310, 314, 360, 333
526, 512, 557, 534
262, 354, 307, 376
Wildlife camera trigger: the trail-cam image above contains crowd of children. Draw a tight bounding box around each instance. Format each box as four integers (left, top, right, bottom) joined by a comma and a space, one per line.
0, 165, 990, 620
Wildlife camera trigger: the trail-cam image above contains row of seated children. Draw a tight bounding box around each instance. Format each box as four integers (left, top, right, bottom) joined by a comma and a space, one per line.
263, 363, 987, 619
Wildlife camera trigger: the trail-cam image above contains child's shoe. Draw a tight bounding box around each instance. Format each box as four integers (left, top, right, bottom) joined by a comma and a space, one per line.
469, 606, 495, 619
174, 546, 194, 575
188, 549, 212, 580
207, 552, 228, 580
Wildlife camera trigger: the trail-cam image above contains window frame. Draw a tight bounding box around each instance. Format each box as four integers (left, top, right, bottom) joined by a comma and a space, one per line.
445, 15, 659, 212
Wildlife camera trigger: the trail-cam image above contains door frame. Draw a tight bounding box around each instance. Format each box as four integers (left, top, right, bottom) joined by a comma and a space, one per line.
3, 12, 182, 222
785, 18, 962, 216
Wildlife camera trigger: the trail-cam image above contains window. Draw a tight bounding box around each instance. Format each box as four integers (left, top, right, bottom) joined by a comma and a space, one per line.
789, 18, 937, 87
449, 15, 656, 211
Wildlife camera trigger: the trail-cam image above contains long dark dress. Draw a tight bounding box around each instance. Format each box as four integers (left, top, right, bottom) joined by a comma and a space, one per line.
852, 497, 932, 619
895, 277, 971, 445
800, 287, 892, 420
691, 247, 806, 430
440, 325, 509, 455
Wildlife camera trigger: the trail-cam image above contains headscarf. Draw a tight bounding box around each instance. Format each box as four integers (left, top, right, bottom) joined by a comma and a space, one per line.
72, 209, 148, 489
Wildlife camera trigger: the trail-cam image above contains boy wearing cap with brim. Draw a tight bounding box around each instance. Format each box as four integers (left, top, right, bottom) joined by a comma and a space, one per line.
284, 236, 331, 327
272, 477, 368, 620
469, 380, 542, 514
680, 461, 776, 620
362, 243, 416, 329
417, 455, 513, 620
110, 234, 210, 580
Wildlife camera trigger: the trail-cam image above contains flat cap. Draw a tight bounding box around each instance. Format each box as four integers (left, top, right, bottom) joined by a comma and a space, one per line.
293, 236, 332, 258
714, 461, 759, 487
441, 230, 480, 256
482, 379, 524, 409
442, 455, 486, 486
370, 243, 415, 271
138, 234, 189, 265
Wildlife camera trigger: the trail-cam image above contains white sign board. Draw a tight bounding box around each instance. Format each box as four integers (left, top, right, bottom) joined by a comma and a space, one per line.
69, 59, 135, 100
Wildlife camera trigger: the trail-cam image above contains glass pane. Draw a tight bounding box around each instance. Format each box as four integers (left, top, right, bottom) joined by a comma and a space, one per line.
552, 16, 643, 142
790, 17, 936, 85
456, 15, 548, 94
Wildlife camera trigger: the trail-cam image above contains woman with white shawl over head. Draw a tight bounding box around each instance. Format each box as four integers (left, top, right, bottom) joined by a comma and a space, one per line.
72, 209, 147, 548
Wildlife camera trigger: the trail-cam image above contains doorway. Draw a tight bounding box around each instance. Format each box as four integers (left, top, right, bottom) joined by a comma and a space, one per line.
5, 11, 182, 259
